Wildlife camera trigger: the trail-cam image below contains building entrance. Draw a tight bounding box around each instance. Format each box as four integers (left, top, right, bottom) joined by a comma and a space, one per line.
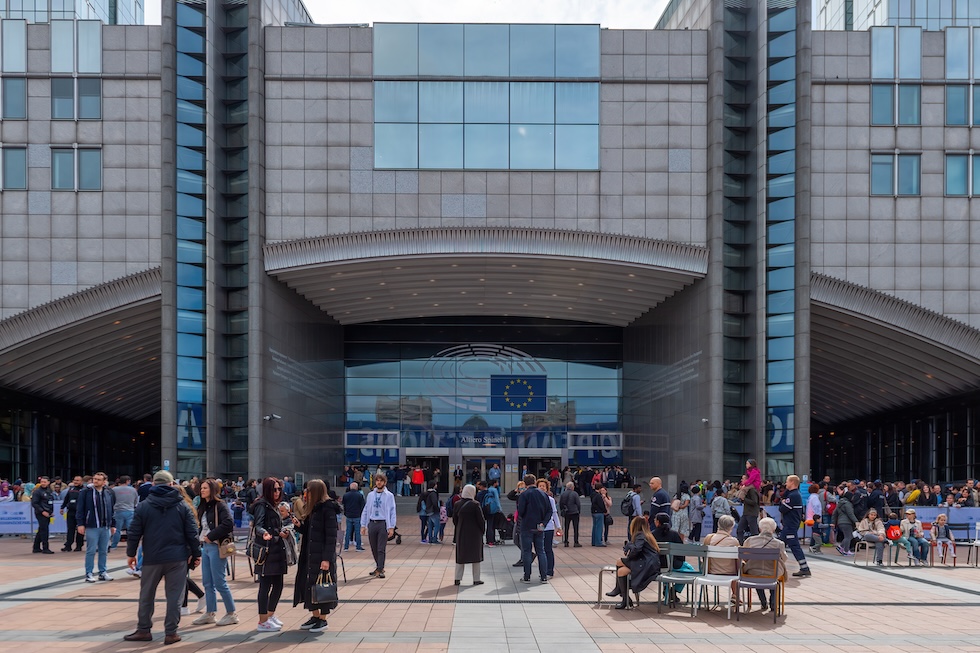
519, 456, 561, 483
404, 456, 449, 493
462, 457, 503, 488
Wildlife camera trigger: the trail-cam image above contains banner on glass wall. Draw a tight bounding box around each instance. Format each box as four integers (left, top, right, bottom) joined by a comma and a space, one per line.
490, 375, 547, 412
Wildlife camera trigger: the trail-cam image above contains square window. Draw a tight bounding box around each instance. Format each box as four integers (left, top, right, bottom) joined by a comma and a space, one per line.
374, 24, 418, 76
510, 124, 554, 169
509, 24, 555, 76
463, 24, 509, 76
418, 24, 463, 76
871, 84, 894, 125
419, 124, 463, 169
1, 77, 26, 119
374, 123, 418, 169
51, 78, 74, 119
510, 82, 554, 124
555, 124, 598, 169
556, 83, 599, 124
419, 82, 462, 123
464, 124, 508, 169
464, 82, 508, 123
374, 82, 418, 123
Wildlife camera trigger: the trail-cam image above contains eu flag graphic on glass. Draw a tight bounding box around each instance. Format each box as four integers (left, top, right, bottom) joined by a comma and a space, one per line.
490, 375, 547, 412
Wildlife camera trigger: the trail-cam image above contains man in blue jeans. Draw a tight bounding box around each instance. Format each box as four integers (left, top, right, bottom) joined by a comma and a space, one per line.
342, 482, 366, 551
516, 474, 549, 583
76, 471, 116, 582
110, 475, 139, 551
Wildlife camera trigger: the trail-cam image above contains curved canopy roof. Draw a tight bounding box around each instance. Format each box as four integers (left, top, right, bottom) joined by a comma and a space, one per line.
0, 269, 162, 421
809, 274, 980, 425
264, 227, 709, 327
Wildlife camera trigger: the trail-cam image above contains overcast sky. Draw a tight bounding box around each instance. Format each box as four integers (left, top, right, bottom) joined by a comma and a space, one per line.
143, 0, 672, 29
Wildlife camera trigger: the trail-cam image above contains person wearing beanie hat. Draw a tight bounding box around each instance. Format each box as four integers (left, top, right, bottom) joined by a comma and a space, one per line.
452, 484, 485, 586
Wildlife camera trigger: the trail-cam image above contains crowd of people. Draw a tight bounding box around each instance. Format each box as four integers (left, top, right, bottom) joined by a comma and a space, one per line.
7, 463, 977, 641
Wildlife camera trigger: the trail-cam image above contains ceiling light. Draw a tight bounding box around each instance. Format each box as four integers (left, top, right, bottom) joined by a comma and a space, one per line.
113, 320, 121, 325
56, 378, 64, 382
429, 279, 435, 282
479, 278, 485, 282
578, 283, 584, 286
329, 287, 335, 291
451, 264, 458, 267
629, 273, 635, 278
507, 291, 512, 295
460, 291, 466, 294
379, 282, 385, 286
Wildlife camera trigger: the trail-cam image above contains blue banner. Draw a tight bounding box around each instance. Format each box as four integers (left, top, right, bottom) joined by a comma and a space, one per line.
490, 375, 547, 412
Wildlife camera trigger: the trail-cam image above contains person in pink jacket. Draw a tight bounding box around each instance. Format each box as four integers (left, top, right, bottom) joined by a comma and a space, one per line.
745, 459, 762, 491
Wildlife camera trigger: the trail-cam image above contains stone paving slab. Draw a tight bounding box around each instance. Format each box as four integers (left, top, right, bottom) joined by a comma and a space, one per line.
1, 503, 979, 652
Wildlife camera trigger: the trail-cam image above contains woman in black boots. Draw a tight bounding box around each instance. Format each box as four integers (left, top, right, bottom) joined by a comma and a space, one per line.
605, 516, 661, 609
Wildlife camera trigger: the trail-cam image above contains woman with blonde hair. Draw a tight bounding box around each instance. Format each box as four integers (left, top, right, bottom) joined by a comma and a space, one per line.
176, 484, 206, 615
292, 479, 341, 633
605, 516, 661, 609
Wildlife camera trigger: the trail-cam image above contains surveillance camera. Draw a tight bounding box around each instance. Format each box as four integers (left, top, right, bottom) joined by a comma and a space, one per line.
272, 413, 282, 420
701, 418, 709, 424
263, 413, 283, 421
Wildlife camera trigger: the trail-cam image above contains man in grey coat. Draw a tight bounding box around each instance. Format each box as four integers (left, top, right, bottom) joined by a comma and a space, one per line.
558, 482, 582, 547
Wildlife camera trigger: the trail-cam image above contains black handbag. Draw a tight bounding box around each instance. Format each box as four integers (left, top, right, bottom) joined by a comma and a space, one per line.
245, 524, 268, 565
310, 570, 339, 605
604, 513, 614, 527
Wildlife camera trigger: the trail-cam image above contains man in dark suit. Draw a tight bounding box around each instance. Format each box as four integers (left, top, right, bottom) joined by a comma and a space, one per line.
516, 474, 550, 583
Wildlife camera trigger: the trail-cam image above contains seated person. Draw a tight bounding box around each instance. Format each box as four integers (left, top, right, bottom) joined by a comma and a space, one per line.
651, 512, 684, 571
900, 508, 929, 566
702, 514, 739, 575
605, 516, 662, 610
855, 508, 887, 565
885, 511, 914, 562
741, 517, 787, 613
931, 513, 956, 563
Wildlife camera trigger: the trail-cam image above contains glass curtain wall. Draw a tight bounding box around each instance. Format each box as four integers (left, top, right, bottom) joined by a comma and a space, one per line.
764, 2, 797, 477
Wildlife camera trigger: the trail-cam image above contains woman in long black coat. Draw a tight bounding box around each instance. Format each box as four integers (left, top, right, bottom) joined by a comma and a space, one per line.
292, 479, 341, 632
252, 477, 289, 631
452, 484, 485, 586
605, 516, 661, 609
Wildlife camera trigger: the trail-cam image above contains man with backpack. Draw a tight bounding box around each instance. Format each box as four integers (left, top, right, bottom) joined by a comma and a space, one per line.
482, 479, 501, 546
622, 483, 643, 522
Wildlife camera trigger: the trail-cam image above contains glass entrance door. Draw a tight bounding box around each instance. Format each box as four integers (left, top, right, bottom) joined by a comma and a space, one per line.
463, 457, 503, 487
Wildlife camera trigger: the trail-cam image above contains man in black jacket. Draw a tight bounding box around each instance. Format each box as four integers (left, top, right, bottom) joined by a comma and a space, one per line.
60, 476, 85, 551
123, 470, 201, 645
342, 482, 366, 551
517, 474, 550, 583
31, 476, 56, 554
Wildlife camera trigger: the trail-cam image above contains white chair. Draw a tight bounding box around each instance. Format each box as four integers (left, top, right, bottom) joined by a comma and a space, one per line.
693, 545, 740, 619
967, 524, 980, 567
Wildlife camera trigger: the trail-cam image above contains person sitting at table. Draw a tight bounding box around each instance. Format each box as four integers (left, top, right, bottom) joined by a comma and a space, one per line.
855, 508, 887, 565
741, 517, 786, 613
702, 514, 739, 575
604, 516, 661, 610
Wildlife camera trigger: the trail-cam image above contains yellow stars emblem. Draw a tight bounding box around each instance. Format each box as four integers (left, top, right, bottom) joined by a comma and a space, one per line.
503, 378, 535, 409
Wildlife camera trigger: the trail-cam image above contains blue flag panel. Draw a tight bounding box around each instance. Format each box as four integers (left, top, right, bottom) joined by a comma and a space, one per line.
490, 375, 547, 412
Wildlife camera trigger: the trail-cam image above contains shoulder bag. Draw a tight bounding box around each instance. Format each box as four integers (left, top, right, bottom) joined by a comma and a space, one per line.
310, 570, 339, 605
214, 505, 237, 559
245, 522, 268, 565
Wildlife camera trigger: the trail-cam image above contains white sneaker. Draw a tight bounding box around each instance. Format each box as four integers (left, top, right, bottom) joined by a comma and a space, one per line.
216, 613, 239, 626
268, 615, 283, 627
195, 596, 207, 613
180, 607, 192, 616
256, 620, 281, 632
192, 612, 216, 625
125, 568, 139, 577
85, 573, 97, 583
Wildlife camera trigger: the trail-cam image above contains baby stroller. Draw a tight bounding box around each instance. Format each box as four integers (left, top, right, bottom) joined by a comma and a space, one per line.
497, 513, 515, 542
386, 526, 403, 545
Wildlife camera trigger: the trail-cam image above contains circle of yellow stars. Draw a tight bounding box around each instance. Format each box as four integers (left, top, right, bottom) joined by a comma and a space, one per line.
503, 378, 535, 408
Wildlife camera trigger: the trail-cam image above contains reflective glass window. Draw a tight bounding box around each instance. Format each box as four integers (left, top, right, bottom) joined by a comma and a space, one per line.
768, 32, 795, 58
177, 76, 205, 101
177, 216, 205, 241
464, 24, 509, 76
51, 20, 74, 72
1, 78, 26, 119
374, 123, 418, 168
375, 82, 418, 123
51, 149, 74, 189
510, 82, 554, 124
2, 148, 27, 190
177, 356, 205, 381
177, 193, 205, 217
555, 124, 598, 169
464, 82, 509, 123
769, 57, 796, 81
177, 146, 205, 171
767, 313, 794, 338
177, 285, 205, 310
767, 266, 794, 291
975, 26, 980, 81
419, 24, 463, 76
374, 24, 419, 76
871, 154, 894, 195
176, 99, 205, 125
767, 336, 794, 360
177, 309, 205, 334
177, 262, 205, 287
510, 24, 555, 76
767, 243, 795, 268
946, 27, 969, 78
178, 123, 206, 148
176, 1, 206, 27
767, 383, 795, 406
419, 124, 463, 168
555, 25, 599, 77
768, 7, 796, 32
768, 197, 794, 221
51, 78, 74, 119
556, 83, 599, 123
897, 154, 920, 195
767, 360, 794, 384
946, 154, 968, 195
77, 78, 101, 119
2, 20, 27, 72
177, 380, 205, 404
767, 290, 794, 314
768, 127, 795, 151
768, 104, 795, 127
76, 21, 102, 73
177, 332, 205, 358
947, 85, 968, 125
177, 52, 205, 77
419, 82, 463, 123
897, 84, 920, 124
897, 27, 921, 78
768, 151, 795, 175
177, 169, 206, 194
464, 124, 508, 168
768, 80, 795, 105
871, 84, 894, 124
974, 155, 980, 195
510, 124, 554, 169
768, 221, 794, 244
768, 174, 795, 197
176, 26, 205, 56
871, 27, 895, 78
77, 149, 101, 190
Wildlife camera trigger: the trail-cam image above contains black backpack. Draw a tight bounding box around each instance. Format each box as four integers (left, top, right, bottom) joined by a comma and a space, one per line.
621, 492, 635, 517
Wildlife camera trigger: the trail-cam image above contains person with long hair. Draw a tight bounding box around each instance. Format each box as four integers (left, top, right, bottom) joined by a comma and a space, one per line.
292, 479, 342, 633
536, 479, 562, 578
671, 481, 692, 541
605, 516, 661, 609
452, 484, 485, 585
192, 479, 238, 626
253, 477, 289, 631
175, 485, 206, 615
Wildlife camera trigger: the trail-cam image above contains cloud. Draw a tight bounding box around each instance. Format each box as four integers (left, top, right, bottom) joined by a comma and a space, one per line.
143, 0, 671, 29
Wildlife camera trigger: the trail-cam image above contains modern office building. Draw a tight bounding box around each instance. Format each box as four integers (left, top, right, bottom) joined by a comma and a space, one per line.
2, 0, 980, 489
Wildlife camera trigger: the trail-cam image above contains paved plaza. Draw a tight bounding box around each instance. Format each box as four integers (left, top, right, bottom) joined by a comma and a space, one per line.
0, 499, 978, 653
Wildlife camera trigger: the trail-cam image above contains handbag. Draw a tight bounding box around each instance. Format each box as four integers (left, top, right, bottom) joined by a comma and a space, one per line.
310, 570, 339, 605
214, 506, 237, 559
604, 513, 614, 527
245, 524, 268, 565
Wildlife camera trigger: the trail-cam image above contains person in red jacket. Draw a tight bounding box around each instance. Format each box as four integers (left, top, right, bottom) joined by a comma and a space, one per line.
411, 466, 425, 496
